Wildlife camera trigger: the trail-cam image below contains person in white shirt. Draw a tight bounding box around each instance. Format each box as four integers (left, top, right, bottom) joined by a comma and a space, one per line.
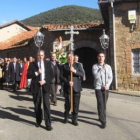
92, 51, 113, 128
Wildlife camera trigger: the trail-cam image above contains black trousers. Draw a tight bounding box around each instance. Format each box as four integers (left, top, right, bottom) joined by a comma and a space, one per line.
64, 89, 81, 122
33, 87, 51, 127
50, 83, 58, 103
12, 73, 19, 91
95, 89, 109, 124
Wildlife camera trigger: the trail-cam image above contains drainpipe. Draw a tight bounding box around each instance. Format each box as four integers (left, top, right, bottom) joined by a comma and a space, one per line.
111, 2, 118, 90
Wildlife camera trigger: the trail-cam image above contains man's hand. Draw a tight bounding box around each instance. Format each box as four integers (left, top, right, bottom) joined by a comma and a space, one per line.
104, 85, 109, 90
69, 81, 74, 87
70, 66, 76, 73
83, 77, 86, 81
39, 80, 46, 85
38, 69, 42, 74
58, 61, 61, 64
103, 64, 107, 70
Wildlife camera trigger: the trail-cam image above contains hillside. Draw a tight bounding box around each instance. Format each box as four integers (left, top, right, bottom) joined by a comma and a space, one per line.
22, 5, 102, 27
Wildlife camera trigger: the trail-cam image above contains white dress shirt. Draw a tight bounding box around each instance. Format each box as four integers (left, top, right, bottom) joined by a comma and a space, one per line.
13, 62, 16, 73
35, 61, 45, 81
38, 61, 45, 81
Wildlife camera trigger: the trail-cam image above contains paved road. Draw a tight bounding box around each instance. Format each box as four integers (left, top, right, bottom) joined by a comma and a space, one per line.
0, 88, 140, 140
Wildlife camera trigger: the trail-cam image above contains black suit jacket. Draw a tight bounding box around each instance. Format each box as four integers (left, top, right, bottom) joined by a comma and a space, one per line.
27, 60, 54, 93
50, 60, 61, 84
9, 62, 22, 82
60, 62, 84, 92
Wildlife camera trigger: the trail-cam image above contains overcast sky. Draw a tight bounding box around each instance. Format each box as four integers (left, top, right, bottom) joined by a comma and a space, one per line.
0, 0, 99, 25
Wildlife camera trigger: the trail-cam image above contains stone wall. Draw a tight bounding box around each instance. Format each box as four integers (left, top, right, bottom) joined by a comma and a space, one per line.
114, 2, 140, 91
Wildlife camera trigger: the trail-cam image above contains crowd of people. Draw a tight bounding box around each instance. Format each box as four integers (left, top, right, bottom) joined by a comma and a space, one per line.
0, 56, 34, 91
0, 50, 113, 131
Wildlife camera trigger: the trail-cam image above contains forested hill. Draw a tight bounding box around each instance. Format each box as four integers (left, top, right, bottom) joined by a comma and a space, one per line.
22, 5, 102, 27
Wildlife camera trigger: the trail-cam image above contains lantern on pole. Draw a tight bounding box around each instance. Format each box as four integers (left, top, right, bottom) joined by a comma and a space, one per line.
34, 30, 45, 119
99, 29, 110, 111
34, 30, 45, 50
99, 29, 110, 54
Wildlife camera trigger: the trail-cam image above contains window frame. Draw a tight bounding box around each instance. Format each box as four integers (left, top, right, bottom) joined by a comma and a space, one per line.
132, 48, 140, 75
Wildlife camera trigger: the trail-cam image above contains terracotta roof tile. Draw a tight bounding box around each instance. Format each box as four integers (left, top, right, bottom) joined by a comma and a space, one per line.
27, 26, 40, 31
0, 30, 37, 50
43, 22, 104, 30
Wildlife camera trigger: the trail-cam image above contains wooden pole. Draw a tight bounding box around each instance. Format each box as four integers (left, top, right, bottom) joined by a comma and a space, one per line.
70, 55, 73, 112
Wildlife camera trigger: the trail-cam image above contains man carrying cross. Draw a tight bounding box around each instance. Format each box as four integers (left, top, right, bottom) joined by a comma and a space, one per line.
60, 52, 84, 126
60, 26, 84, 126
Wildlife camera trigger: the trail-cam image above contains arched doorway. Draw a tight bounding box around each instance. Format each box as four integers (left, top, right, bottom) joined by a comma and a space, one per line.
74, 47, 98, 87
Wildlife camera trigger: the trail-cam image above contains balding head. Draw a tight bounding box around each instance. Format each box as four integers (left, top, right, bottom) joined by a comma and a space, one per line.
37, 50, 45, 61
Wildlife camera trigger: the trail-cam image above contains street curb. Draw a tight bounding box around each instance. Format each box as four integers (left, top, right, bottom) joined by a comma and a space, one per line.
82, 88, 140, 97
109, 90, 140, 97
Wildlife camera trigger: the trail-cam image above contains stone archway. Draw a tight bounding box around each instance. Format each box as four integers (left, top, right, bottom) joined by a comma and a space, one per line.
74, 41, 99, 85
75, 40, 100, 52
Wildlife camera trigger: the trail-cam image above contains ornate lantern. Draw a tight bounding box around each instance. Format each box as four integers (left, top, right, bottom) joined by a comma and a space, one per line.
99, 29, 110, 50
34, 31, 45, 49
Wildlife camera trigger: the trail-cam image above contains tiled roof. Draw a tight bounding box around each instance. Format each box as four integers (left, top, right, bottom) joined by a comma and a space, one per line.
42, 22, 104, 30
27, 26, 40, 31
0, 30, 37, 50
0, 22, 104, 50
0, 20, 31, 31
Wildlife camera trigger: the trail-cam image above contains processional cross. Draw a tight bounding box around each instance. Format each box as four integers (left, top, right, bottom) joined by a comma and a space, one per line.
65, 26, 79, 51
65, 26, 79, 112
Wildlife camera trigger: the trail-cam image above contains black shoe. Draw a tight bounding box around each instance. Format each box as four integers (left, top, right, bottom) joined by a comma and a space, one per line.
101, 123, 106, 129
64, 119, 68, 124
72, 121, 78, 126
35, 123, 40, 128
46, 126, 53, 131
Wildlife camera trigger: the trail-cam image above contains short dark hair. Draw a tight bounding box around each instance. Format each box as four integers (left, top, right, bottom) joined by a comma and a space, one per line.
50, 52, 56, 56
37, 50, 45, 55
97, 51, 106, 56
74, 55, 79, 58
67, 51, 74, 56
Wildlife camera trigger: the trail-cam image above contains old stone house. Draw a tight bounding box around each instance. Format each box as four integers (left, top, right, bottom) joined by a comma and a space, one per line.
0, 20, 38, 58
0, 20, 32, 42
99, 0, 140, 90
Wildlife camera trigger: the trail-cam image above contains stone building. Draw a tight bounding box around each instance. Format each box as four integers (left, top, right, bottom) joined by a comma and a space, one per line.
0, 20, 38, 58
99, 0, 140, 90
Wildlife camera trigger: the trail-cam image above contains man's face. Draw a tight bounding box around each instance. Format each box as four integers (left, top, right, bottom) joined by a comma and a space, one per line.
67, 54, 74, 63
97, 53, 105, 63
13, 58, 17, 63
24, 57, 27, 62
29, 57, 33, 62
4, 58, 7, 62
74, 56, 79, 62
7, 61, 10, 64
51, 54, 56, 61
37, 51, 45, 61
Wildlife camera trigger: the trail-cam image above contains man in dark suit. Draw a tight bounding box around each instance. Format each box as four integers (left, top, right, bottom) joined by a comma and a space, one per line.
27, 50, 53, 131
60, 52, 84, 126
74, 55, 86, 81
50, 53, 60, 106
9, 57, 22, 91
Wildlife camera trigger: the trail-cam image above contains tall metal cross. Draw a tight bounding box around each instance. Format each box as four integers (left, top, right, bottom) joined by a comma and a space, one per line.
65, 26, 79, 51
